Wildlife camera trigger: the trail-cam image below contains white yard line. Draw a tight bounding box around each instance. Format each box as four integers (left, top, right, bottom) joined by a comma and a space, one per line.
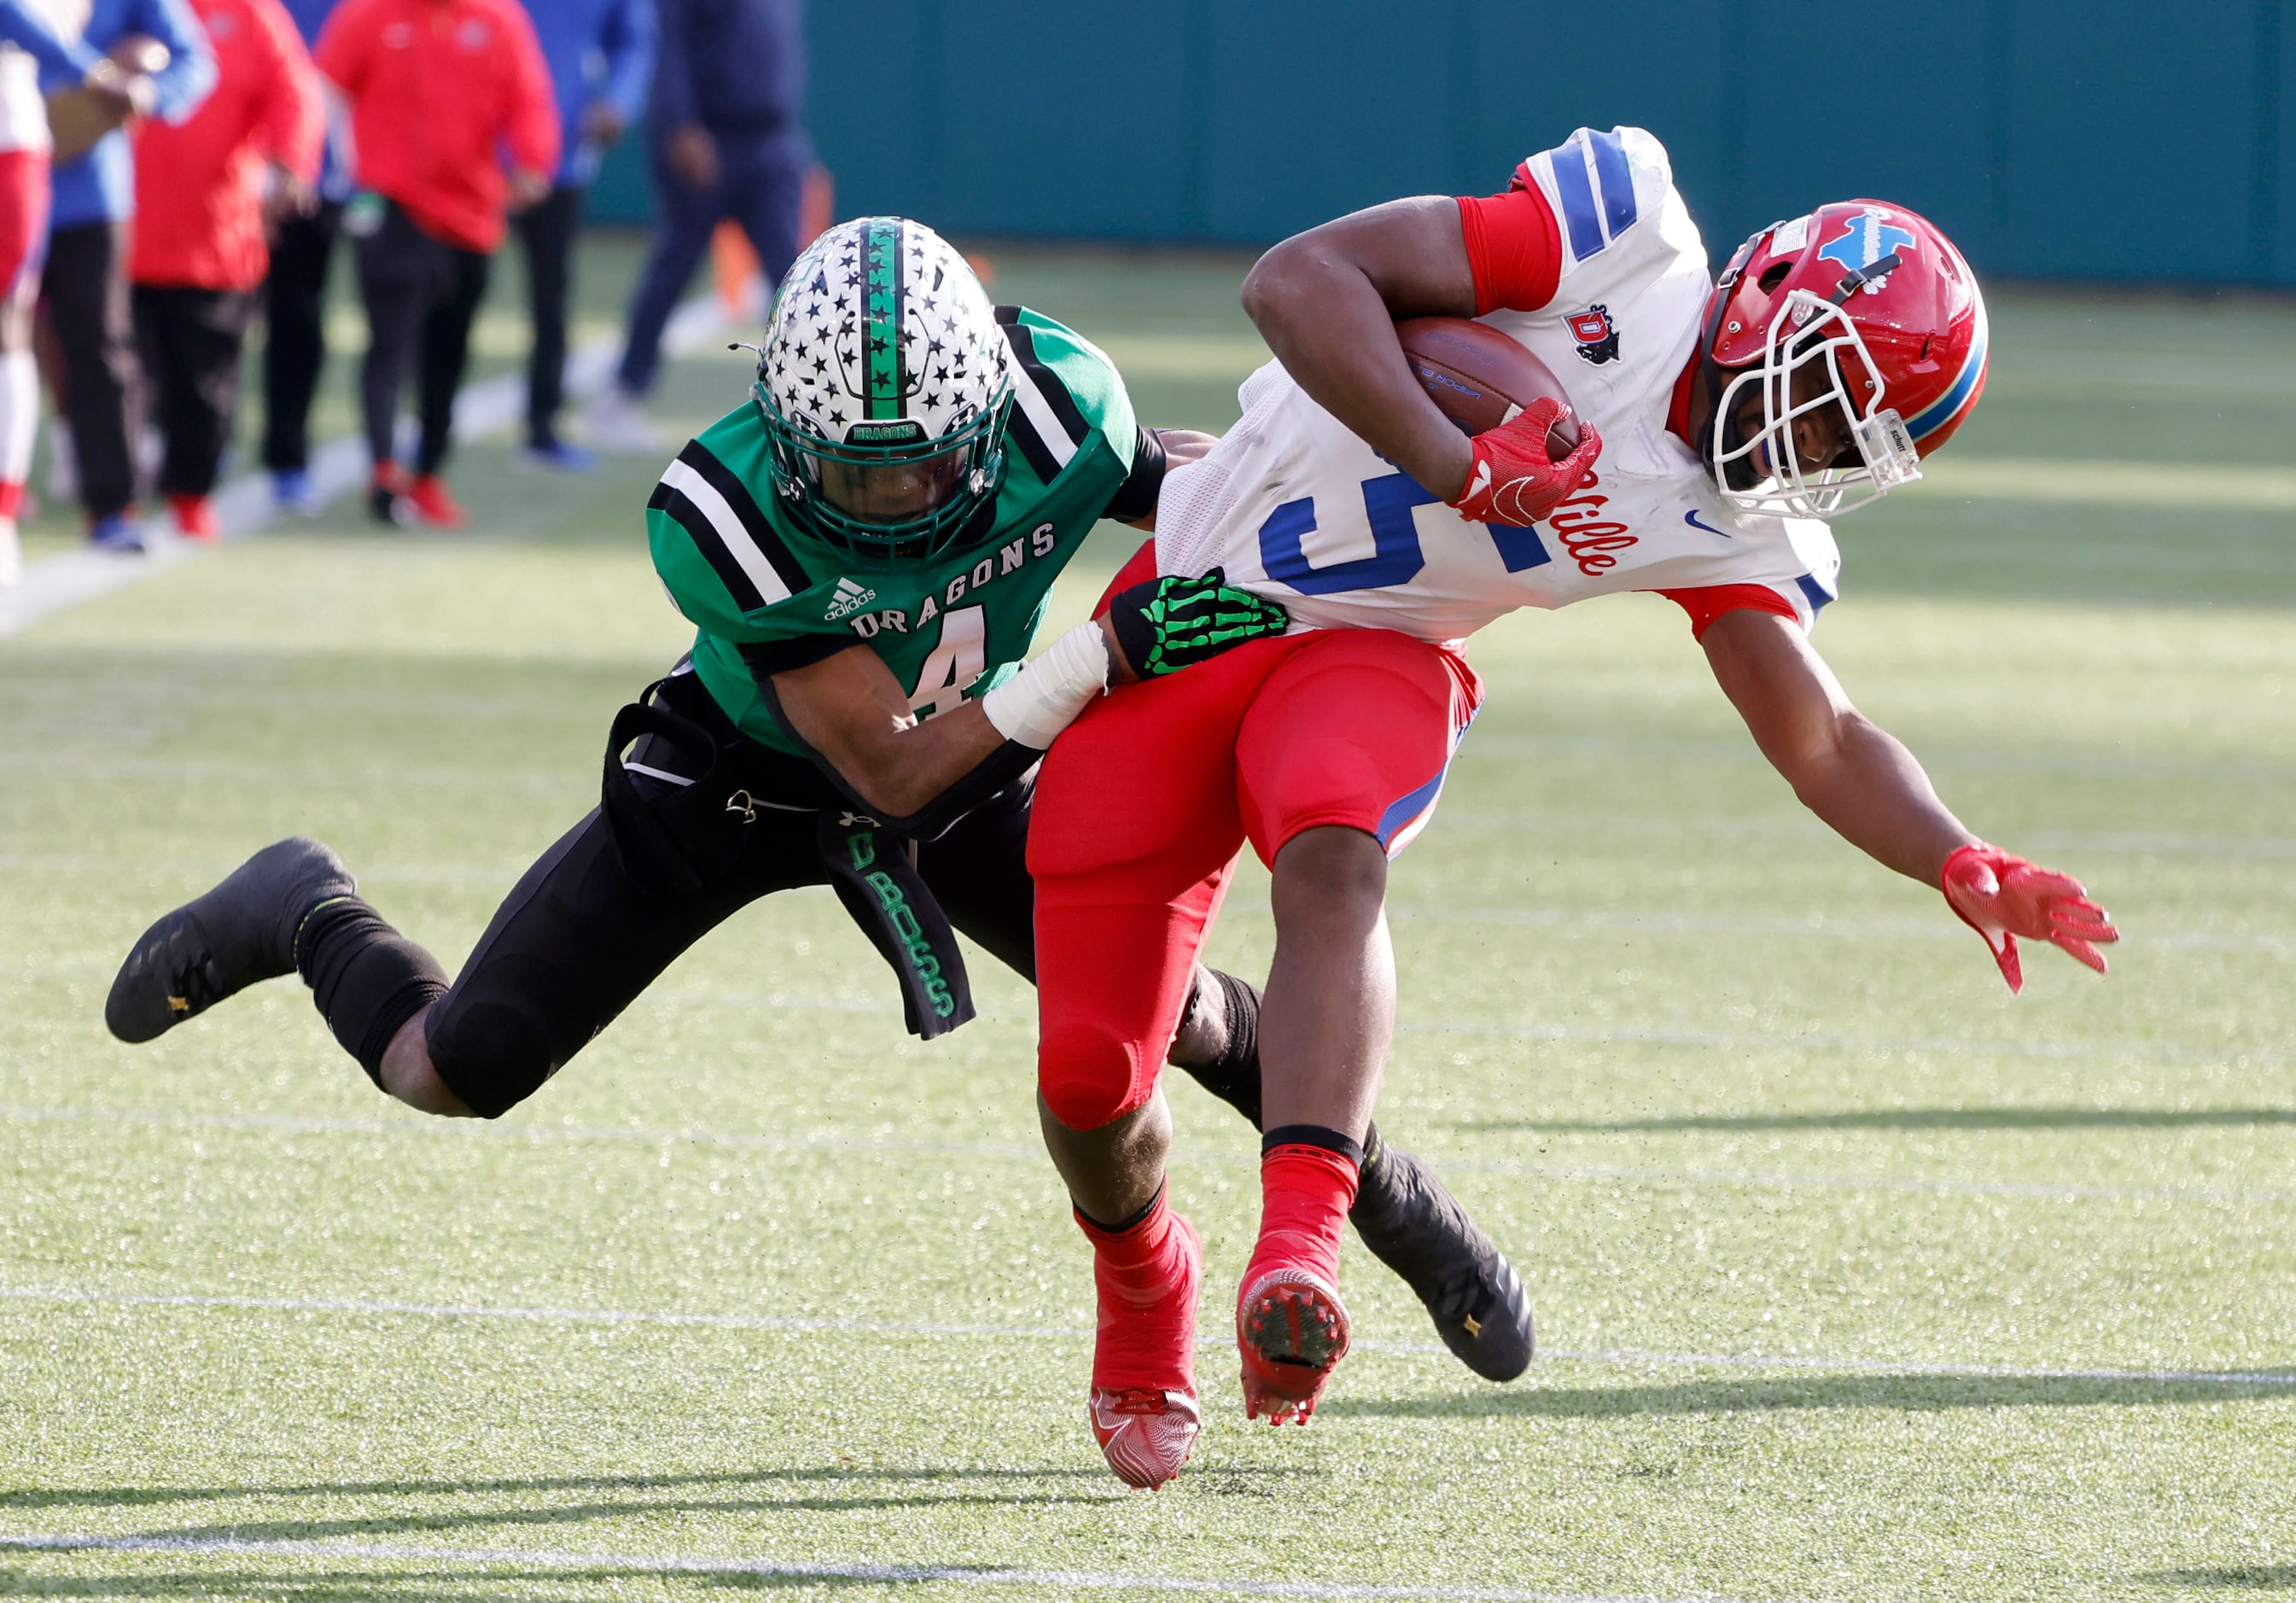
0, 1531, 1740, 1603
4, 1102, 2293, 1206
0, 298, 732, 641
3, 1284, 2290, 1388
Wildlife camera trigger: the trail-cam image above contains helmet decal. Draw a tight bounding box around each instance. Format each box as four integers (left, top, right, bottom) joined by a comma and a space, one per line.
1816, 210, 1918, 283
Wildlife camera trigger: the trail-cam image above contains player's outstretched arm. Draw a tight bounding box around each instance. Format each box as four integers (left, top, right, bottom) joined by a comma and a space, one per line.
1699, 609, 2117, 991
768, 572, 1287, 827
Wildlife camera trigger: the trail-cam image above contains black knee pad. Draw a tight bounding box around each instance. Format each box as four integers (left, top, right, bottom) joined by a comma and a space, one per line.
424, 972, 568, 1120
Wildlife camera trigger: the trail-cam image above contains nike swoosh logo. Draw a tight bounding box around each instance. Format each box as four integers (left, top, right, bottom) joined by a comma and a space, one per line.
1684, 509, 1729, 538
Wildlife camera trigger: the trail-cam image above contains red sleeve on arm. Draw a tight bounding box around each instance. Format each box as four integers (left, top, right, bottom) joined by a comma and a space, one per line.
1654, 584, 1802, 641
1454, 186, 1562, 315
496, 0, 561, 174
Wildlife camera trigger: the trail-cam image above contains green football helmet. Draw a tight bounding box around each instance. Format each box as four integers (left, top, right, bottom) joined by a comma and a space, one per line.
754, 216, 1015, 560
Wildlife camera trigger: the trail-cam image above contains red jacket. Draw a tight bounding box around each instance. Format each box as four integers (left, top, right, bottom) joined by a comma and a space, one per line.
315, 0, 557, 254
130, 0, 323, 291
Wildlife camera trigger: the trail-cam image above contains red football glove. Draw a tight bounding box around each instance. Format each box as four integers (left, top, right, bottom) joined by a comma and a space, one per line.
1448, 399, 1604, 527
1940, 842, 2119, 994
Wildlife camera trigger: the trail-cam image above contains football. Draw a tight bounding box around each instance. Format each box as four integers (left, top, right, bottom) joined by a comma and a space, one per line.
1396, 316, 1579, 454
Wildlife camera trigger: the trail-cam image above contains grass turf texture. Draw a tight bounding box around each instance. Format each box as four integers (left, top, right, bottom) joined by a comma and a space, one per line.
2, 241, 2293, 1601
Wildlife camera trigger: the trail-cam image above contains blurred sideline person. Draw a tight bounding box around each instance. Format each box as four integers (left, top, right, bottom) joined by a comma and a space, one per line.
259, 0, 348, 515
512, 0, 653, 474
131, 0, 321, 540
1031, 128, 2122, 1485
36, 0, 215, 554
0, 1, 109, 583
314, 0, 556, 528
585, 0, 802, 452
104, 221, 1529, 1477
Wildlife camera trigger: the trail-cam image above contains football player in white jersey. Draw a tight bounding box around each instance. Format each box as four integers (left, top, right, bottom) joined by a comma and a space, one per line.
1025, 125, 2120, 1484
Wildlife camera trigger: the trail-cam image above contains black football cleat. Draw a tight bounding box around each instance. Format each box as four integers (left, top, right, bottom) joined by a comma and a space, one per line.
1349, 1134, 1535, 1382
105, 837, 355, 1043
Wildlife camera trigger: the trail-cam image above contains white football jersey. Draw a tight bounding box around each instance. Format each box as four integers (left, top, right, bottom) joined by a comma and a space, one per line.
1156, 126, 1843, 646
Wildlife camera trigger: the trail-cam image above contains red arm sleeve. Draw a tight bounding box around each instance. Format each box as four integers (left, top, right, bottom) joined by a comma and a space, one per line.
1654, 584, 1803, 642
1454, 185, 1562, 315
495, 0, 561, 175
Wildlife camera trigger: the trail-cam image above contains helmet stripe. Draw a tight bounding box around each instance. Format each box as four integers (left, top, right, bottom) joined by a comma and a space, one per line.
862, 218, 901, 421
1903, 283, 1989, 442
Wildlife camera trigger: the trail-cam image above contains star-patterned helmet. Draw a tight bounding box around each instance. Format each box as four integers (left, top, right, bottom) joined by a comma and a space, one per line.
753, 216, 1014, 559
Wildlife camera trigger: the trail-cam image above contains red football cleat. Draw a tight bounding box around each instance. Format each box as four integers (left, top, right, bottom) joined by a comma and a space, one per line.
167, 492, 219, 542
405, 473, 468, 528
1237, 1263, 1350, 1425
1088, 1386, 1202, 1491
1082, 1205, 1202, 1489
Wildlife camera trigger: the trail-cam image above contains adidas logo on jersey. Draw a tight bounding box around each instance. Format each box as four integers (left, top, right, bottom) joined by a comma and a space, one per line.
824, 577, 879, 620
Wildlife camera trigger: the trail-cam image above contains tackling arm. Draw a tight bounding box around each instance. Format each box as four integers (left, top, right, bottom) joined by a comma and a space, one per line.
1699, 609, 2117, 990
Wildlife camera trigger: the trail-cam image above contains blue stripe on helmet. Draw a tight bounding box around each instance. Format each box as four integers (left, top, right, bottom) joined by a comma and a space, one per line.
1549, 136, 1605, 260
1587, 128, 1638, 240
1903, 285, 1990, 442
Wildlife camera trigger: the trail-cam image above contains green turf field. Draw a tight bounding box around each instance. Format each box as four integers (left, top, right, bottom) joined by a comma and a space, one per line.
1, 241, 2292, 1602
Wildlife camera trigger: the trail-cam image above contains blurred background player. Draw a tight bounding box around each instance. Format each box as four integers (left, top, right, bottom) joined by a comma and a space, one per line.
258, 0, 347, 516
313, 0, 555, 528
0, 0, 107, 583
511, 0, 653, 475
130, 0, 320, 540
583, 0, 802, 453
36, 0, 215, 554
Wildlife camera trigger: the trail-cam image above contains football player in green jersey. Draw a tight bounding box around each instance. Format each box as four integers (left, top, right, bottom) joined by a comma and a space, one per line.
105, 219, 1536, 1483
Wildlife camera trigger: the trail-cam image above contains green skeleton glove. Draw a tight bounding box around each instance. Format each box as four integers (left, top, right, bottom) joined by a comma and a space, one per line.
1105, 568, 1291, 679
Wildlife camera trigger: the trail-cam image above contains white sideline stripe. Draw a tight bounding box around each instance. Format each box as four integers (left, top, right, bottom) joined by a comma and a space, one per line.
7, 1104, 2293, 1206
3, 1285, 2291, 1390
0, 297, 727, 640
0, 1531, 1727, 1603
656, 456, 794, 605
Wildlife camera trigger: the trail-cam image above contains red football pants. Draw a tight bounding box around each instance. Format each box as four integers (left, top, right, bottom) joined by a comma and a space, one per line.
1029, 568, 1481, 1134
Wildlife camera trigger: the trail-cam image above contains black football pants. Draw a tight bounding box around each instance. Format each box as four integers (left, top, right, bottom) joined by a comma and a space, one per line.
260, 197, 343, 476
132, 284, 256, 499
41, 219, 141, 520
352, 200, 491, 476
422, 666, 1039, 1118
513, 184, 583, 451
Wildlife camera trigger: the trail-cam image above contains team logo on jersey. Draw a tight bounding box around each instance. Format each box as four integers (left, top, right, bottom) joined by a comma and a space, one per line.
824, 576, 878, 620
1818, 211, 1917, 293
1566, 305, 1619, 365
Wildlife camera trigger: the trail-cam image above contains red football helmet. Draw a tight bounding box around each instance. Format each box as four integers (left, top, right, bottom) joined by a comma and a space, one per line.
1699, 200, 1988, 519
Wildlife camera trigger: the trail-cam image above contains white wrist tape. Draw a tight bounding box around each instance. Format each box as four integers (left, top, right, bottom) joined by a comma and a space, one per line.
981, 621, 1110, 749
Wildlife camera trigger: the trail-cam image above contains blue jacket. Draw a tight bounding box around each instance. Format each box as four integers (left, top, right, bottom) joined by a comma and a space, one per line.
275, 0, 349, 200
38, 0, 217, 229
0, 0, 99, 80
521, 0, 654, 188
651, 0, 800, 137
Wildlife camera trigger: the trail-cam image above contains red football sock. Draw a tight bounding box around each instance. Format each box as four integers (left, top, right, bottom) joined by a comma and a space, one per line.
1247, 1140, 1361, 1290
0, 480, 22, 521
1076, 1186, 1199, 1391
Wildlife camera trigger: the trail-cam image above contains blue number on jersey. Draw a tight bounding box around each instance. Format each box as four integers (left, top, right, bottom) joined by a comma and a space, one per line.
1257, 470, 1551, 592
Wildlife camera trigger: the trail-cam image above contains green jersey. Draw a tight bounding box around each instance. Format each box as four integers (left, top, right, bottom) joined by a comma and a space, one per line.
647, 306, 1148, 759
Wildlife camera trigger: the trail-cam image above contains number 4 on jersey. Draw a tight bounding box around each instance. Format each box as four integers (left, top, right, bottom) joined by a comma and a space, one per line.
909, 605, 987, 718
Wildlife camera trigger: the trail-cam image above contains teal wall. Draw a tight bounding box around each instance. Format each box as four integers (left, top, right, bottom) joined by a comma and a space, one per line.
588, 1, 2296, 287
